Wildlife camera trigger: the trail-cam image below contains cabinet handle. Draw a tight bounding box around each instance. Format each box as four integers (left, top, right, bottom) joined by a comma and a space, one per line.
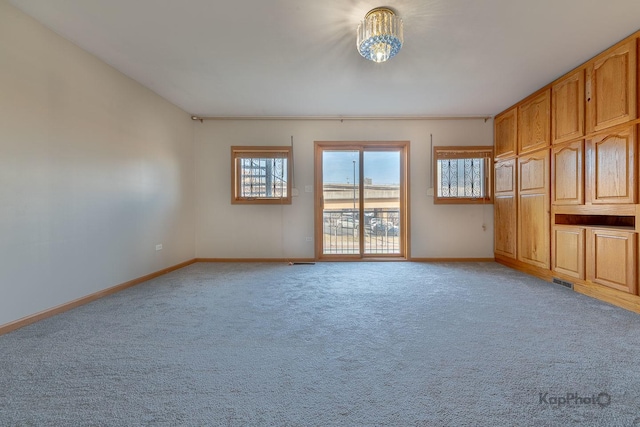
585, 79, 592, 103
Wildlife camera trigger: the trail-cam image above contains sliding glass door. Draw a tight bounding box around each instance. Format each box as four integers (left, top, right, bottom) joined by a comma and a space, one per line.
315, 142, 408, 259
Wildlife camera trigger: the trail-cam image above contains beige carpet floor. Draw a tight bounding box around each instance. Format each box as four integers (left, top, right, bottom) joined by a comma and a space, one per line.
1, 261, 639, 426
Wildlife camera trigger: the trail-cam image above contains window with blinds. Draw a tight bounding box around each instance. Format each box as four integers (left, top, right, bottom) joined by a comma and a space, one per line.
433, 146, 493, 204
231, 146, 292, 204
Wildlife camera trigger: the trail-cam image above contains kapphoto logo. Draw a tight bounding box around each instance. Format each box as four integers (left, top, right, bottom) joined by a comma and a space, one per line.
539, 392, 611, 408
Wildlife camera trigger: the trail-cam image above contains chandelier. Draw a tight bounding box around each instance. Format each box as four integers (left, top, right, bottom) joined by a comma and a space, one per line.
356, 7, 404, 63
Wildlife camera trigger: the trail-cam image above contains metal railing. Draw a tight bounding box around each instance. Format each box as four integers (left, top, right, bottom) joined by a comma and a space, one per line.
322, 209, 400, 255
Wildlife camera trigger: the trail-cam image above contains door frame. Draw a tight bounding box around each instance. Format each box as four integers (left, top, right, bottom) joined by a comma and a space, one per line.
314, 141, 410, 260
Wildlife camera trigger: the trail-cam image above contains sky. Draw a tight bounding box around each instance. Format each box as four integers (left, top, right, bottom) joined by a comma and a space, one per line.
322, 151, 400, 185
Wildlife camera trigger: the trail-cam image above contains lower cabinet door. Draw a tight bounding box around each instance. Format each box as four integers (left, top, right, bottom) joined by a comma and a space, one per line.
495, 195, 517, 259
552, 226, 585, 279
587, 228, 637, 294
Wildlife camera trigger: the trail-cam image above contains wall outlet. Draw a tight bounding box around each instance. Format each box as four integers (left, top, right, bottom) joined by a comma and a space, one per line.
155, 244, 163, 251
305, 237, 313, 242
292, 188, 299, 197
305, 185, 313, 193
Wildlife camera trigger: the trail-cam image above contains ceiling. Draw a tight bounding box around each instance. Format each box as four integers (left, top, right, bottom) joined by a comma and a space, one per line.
8, 0, 640, 118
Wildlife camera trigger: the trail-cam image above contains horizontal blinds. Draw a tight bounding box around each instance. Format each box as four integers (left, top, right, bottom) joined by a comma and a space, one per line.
434, 146, 493, 160
232, 146, 291, 159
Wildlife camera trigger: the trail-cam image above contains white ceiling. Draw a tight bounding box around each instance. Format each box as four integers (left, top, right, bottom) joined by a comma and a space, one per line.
8, 0, 640, 118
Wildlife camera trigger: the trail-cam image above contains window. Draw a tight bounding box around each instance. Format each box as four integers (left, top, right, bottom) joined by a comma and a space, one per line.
433, 146, 493, 204
231, 146, 292, 204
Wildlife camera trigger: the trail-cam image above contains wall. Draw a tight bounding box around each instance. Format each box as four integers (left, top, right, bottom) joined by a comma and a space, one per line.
195, 119, 494, 259
0, 2, 195, 326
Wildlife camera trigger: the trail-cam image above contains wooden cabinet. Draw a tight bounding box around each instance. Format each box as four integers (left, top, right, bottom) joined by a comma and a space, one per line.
553, 127, 636, 206
586, 38, 637, 133
552, 69, 585, 144
586, 125, 637, 204
552, 140, 584, 205
587, 228, 637, 294
518, 149, 550, 268
494, 159, 517, 258
495, 107, 517, 159
518, 89, 550, 155
553, 224, 638, 291
492, 32, 640, 313
552, 226, 585, 279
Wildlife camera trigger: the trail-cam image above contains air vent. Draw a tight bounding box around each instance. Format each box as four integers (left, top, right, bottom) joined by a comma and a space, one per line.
553, 277, 574, 289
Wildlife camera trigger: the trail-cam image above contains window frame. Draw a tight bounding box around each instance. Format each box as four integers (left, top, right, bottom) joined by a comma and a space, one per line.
231, 146, 293, 205
433, 145, 494, 205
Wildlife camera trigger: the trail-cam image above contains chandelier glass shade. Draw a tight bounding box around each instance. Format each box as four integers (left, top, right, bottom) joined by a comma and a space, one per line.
357, 7, 403, 63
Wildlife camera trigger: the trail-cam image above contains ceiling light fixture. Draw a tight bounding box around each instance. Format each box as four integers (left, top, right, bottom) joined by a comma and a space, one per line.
357, 7, 403, 63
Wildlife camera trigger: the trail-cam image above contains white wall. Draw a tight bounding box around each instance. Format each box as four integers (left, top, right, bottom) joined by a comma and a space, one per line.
0, 2, 195, 326
195, 119, 494, 259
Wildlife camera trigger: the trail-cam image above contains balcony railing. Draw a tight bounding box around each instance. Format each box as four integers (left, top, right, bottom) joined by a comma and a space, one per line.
322, 209, 400, 255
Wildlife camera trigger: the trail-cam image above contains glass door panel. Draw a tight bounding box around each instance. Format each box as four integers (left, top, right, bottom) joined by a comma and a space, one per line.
363, 151, 401, 255
322, 150, 360, 255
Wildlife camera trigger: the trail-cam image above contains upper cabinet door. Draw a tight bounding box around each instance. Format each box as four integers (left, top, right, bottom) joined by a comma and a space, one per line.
552, 69, 585, 144
518, 89, 551, 155
494, 158, 516, 195
494, 107, 517, 159
586, 125, 637, 204
552, 140, 584, 205
586, 39, 637, 133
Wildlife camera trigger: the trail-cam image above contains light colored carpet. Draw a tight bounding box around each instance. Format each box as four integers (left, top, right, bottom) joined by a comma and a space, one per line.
1, 262, 640, 426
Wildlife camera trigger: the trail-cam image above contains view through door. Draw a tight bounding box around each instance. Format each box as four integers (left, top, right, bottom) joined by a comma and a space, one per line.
315, 142, 407, 259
